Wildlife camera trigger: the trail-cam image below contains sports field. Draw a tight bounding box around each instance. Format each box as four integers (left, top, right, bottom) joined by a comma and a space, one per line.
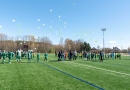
0, 54, 130, 90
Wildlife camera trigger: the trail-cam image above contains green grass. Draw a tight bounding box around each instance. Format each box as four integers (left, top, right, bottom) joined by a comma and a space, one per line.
0, 54, 130, 90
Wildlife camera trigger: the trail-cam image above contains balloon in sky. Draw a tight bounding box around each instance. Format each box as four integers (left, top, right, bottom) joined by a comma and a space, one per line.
50, 9, 52, 12
59, 15, 61, 18
51, 21, 53, 22
50, 30, 52, 32
43, 24, 45, 26
18, 32, 20, 35
0, 26, 2, 28
64, 22, 66, 24
64, 26, 66, 28
37, 27, 40, 29
73, 3, 75, 5
94, 40, 98, 43
60, 32, 62, 34
50, 26, 52, 28
59, 19, 61, 21
38, 19, 40, 21
116, 34, 119, 36
12, 19, 15, 22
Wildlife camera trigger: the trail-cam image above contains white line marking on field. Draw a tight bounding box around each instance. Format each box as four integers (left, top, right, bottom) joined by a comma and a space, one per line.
39, 56, 130, 76
65, 62, 130, 76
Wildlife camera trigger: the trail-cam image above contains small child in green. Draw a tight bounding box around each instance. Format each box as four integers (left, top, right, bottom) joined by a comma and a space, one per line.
28, 51, 31, 62
44, 52, 48, 61
8, 51, 11, 64
37, 52, 40, 62
2, 50, 6, 64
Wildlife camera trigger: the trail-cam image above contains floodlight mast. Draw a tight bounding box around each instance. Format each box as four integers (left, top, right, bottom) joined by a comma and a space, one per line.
101, 28, 106, 55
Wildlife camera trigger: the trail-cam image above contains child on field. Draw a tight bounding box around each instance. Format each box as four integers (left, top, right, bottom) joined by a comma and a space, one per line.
37, 52, 40, 62
44, 51, 48, 61
28, 51, 31, 62
2, 50, 6, 64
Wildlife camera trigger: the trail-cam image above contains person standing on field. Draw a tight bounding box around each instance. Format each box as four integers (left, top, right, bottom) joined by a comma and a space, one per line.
2, 50, 6, 64
28, 51, 31, 62
111, 52, 115, 60
55, 51, 57, 57
44, 51, 48, 61
8, 51, 11, 64
37, 52, 40, 62
69, 51, 72, 60
64, 51, 67, 60
73, 50, 77, 60
100, 51, 103, 62
17, 49, 22, 62
0, 51, 2, 59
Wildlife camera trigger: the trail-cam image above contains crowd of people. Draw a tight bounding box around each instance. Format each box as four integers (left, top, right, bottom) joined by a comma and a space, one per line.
0, 49, 122, 64
55, 50, 122, 62
0, 49, 48, 64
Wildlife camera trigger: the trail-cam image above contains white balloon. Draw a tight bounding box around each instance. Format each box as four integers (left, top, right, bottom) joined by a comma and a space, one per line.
43, 24, 45, 26
38, 19, 40, 21
59, 15, 61, 18
12, 19, 15, 22
0, 26, 2, 28
50, 9, 52, 12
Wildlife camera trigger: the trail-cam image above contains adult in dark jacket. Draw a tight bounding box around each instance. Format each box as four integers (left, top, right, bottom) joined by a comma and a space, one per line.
69, 51, 72, 60
58, 50, 62, 61
100, 51, 103, 62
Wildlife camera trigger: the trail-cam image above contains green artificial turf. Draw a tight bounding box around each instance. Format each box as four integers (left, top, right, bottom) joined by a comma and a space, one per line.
0, 54, 130, 90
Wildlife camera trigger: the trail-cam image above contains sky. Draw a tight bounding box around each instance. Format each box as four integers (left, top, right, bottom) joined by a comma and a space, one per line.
0, 0, 130, 49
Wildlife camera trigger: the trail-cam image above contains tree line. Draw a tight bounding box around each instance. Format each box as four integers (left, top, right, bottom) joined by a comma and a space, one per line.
0, 33, 91, 53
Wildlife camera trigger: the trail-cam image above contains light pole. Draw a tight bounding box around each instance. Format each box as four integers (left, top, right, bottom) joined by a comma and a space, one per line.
101, 28, 106, 54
